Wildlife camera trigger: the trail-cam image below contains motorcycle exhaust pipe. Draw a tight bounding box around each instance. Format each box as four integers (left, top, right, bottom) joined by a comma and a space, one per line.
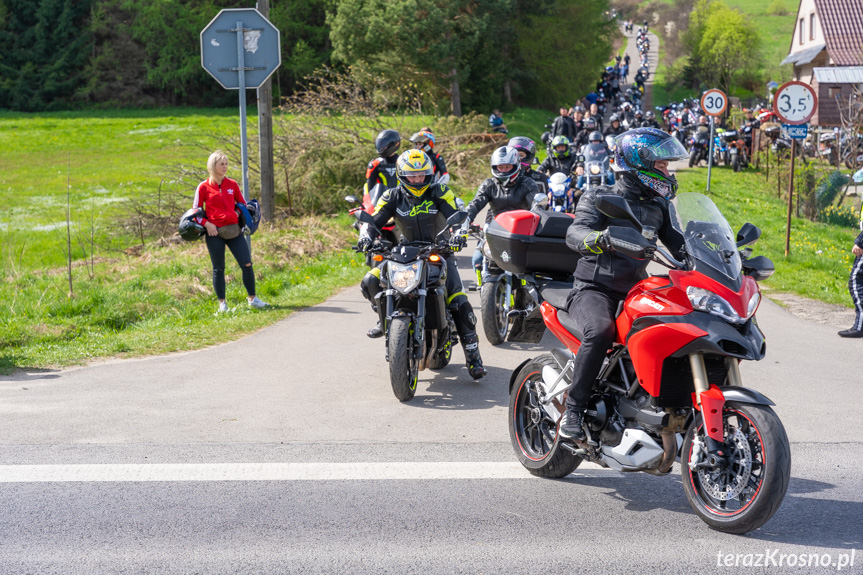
658, 430, 677, 473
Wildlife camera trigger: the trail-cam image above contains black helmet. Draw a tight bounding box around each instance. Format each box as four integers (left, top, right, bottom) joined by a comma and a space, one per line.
609, 113, 620, 124
375, 129, 401, 158
584, 117, 597, 130
179, 207, 206, 241
613, 128, 689, 200
572, 105, 585, 113
508, 136, 537, 168
588, 131, 603, 143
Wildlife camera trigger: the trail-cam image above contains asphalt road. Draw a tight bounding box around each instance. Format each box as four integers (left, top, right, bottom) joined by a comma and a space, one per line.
1, 31, 861, 575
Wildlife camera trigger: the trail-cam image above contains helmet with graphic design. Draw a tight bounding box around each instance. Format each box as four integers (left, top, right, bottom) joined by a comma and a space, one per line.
613, 128, 689, 200
490, 146, 522, 187
550, 135, 571, 159
375, 129, 401, 158
409, 130, 436, 154
507, 136, 537, 168
396, 149, 435, 200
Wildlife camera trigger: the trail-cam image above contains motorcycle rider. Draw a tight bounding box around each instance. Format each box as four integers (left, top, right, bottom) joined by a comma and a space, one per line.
571, 105, 586, 134
575, 131, 614, 190
410, 130, 449, 185
573, 117, 599, 150
358, 149, 487, 380
741, 108, 761, 157
467, 146, 539, 285
539, 135, 577, 176
551, 107, 578, 141
603, 114, 626, 137
642, 110, 662, 129
558, 128, 689, 441
509, 136, 547, 194
365, 129, 401, 206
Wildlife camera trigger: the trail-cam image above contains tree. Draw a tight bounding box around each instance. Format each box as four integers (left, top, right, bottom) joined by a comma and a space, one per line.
328, 0, 513, 116
514, 0, 616, 108
698, 3, 760, 96
0, 0, 92, 111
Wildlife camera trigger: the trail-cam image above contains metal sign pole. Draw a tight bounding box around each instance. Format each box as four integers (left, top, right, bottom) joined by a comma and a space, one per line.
235, 21, 252, 254
706, 116, 715, 193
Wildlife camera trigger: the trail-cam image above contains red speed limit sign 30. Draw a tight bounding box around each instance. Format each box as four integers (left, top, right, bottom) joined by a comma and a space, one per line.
773, 81, 817, 125
700, 89, 727, 116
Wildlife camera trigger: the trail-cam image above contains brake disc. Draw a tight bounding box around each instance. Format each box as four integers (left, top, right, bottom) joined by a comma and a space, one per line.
698, 428, 753, 501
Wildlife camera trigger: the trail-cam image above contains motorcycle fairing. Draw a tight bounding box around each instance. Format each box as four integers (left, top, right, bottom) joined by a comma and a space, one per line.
626, 322, 708, 397
693, 384, 725, 442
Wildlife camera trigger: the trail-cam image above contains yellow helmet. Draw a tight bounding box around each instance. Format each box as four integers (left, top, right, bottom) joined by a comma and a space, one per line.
396, 149, 435, 199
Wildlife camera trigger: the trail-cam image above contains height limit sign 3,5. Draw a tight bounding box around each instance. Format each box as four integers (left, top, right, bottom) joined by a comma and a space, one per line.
773, 81, 817, 125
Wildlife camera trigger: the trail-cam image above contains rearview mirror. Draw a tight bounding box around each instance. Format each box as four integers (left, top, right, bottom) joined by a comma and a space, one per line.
532, 193, 549, 210
345, 195, 359, 204
736, 223, 761, 247
595, 194, 642, 231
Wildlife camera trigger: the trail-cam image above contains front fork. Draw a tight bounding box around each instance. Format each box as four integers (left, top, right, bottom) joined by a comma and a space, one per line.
688, 353, 742, 468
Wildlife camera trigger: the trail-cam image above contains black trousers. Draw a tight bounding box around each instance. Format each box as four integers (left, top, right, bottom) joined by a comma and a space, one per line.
565, 287, 622, 411
205, 233, 255, 300
850, 255, 863, 332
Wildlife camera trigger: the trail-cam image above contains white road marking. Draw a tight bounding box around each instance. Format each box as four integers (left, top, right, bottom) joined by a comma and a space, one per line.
0, 461, 606, 483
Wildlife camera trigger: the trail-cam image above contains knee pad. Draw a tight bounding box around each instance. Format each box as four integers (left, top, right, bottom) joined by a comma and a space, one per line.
360, 271, 382, 303
453, 301, 477, 337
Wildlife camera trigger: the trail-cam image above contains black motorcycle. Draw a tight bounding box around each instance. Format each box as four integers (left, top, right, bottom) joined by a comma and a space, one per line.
688, 125, 711, 168
353, 208, 469, 402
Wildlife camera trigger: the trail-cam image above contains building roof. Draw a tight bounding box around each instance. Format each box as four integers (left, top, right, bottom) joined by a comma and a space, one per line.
813, 66, 863, 83
782, 43, 827, 66
813, 0, 863, 66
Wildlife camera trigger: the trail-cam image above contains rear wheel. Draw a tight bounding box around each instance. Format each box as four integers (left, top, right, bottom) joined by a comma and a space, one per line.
481, 279, 510, 345
682, 403, 791, 534
509, 354, 582, 478
732, 154, 741, 172
428, 336, 452, 370
388, 316, 418, 401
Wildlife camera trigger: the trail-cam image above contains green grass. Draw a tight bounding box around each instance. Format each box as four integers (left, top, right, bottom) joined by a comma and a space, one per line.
0, 214, 367, 373
676, 164, 859, 307
724, 0, 796, 79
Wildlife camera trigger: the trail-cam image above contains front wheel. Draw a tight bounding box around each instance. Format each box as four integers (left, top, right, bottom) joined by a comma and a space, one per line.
731, 154, 741, 172
682, 403, 791, 534
481, 279, 510, 346
509, 354, 582, 478
388, 316, 418, 401
688, 152, 697, 168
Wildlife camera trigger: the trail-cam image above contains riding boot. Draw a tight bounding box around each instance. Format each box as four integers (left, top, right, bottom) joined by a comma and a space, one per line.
461, 333, 487, 380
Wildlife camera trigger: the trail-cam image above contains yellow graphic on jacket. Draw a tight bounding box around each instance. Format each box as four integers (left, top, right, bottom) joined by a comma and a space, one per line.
409, 199, 435, 216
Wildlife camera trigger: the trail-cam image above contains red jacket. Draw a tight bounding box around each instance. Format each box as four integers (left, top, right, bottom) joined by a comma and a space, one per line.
193, 177, 246, 227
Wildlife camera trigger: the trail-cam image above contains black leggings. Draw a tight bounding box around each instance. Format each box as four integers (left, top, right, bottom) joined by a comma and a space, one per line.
205, 234, 255, 300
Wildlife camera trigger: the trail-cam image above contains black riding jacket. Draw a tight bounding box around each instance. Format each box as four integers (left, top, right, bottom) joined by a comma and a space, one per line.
604, 124, 626, 137
467, 175, 538, 225
524, 167, 548, 195
365, 154, 399, 195
368, 183, 459, 244
538, 154, 576, 177
551, 115, 577, 141
565, 175, 685, 297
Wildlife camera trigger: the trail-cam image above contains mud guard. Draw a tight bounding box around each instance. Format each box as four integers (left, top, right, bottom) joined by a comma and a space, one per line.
508, 357, 533, 392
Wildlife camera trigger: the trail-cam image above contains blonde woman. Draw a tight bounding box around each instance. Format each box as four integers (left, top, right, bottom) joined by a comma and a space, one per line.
192, 150, 267, 312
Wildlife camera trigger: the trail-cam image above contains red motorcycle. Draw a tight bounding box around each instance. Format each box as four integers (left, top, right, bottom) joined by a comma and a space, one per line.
508, 192, 790, 534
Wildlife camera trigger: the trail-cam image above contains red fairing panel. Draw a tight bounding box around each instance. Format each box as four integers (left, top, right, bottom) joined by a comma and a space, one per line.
693, 384, 726, 442
627, 323, 708, 397
670, 270, 761, 320
495, 210, 540, 236
540, 302, 582, 354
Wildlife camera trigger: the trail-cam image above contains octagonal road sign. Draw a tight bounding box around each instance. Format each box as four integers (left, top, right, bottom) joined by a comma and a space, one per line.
201, 8, 281, 90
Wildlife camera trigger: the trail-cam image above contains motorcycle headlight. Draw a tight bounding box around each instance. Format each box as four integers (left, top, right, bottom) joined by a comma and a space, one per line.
746, 292, 761, 318
589, 164, 601, 175
388, 261, 423, 294
481, 240, 493, 259
686, 286, 744, 324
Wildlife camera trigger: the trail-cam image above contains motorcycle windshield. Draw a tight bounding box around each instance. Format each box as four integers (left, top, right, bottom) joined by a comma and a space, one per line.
583, 143, 608, 162
673, 193, 742, 285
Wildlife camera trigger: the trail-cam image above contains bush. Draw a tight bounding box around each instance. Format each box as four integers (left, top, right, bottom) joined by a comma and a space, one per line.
767, 0, 789, 15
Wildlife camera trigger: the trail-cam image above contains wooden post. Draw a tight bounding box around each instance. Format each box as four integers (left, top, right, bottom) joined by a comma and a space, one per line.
785, 139, 797, 257
257, 0, 275, 222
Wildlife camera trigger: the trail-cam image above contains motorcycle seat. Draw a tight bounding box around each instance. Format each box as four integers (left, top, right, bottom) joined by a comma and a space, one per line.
557, 309, 585, 342
538, 281, 573, 309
